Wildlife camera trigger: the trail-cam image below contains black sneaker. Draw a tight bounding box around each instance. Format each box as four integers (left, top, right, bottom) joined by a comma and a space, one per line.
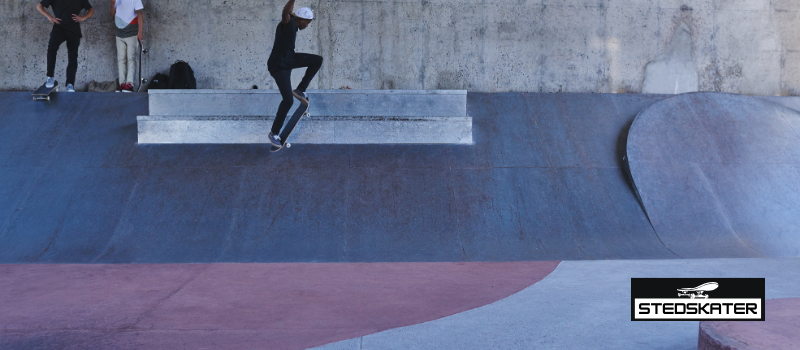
292, 90, 309, 105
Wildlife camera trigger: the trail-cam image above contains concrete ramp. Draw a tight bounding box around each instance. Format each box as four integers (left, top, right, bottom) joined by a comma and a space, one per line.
626, 92, 800, 258
0, 91, 677, 263
4, 91, 800, 263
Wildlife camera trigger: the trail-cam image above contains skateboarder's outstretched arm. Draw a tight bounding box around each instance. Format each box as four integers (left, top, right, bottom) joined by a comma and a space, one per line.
281, 0, 296, 24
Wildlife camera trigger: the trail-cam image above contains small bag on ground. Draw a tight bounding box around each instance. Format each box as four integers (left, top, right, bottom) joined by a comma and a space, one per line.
87, 80, 119, 92
167, 60, 196, 89
149, 73, 170, 89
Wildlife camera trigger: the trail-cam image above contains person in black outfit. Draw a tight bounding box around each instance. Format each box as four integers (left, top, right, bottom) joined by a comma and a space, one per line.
267, 0, 323, 148
37, 0, 95, 92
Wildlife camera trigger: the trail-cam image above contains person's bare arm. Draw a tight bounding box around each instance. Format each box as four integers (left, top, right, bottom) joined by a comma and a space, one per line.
37, 3, 61, 24
137, 10, 143, 41
281, 0, 295, 24
73, 8, 94, 22
110, 0, 116, 19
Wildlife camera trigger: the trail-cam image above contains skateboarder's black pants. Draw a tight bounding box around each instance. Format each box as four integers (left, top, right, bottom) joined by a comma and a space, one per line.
269, 53, 323, 134
47, 27, 81, 86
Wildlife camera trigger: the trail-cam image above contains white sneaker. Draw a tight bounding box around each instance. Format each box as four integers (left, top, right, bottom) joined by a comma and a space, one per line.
46, 77, 55, 88
66, 84, 75, 92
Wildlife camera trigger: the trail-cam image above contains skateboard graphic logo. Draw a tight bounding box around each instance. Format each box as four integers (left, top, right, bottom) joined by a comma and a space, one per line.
677, 282, 718, 299
631, 278, 764, 321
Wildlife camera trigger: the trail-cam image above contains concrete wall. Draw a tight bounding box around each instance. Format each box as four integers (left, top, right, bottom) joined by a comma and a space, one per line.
2, 0, 799, 94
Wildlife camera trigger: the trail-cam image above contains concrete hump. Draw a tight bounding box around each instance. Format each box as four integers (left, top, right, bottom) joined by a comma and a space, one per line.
625, 92, 800, 258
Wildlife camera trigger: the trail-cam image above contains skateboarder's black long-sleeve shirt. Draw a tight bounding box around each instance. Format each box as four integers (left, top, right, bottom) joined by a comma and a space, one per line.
267, 19, 298, 71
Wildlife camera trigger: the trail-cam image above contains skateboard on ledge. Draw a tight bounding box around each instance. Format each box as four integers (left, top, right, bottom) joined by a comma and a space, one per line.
32, 81, 58, 101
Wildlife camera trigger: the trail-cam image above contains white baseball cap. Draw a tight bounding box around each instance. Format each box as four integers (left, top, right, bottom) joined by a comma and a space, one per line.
293, 7, 314, 20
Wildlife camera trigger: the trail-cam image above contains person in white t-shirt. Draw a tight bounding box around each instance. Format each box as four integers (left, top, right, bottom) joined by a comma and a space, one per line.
110, 0, 143, 92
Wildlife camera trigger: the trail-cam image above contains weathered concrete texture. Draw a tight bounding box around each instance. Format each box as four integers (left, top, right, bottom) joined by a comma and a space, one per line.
139, 89, 471, 144
642, 22, 699, 94
626, 92, 800, 258
3, 0, 800, 94
698, 298, 800, 350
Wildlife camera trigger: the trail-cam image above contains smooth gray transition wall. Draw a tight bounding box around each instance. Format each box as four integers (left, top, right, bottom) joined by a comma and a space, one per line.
2, 0, 799, 94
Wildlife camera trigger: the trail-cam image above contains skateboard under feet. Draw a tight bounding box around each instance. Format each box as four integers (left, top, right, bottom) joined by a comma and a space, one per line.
32, 81, 58, 101
270, 95, 310, 152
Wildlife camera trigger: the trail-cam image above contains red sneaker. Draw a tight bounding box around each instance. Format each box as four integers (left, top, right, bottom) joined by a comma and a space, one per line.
123, 82, 133, 92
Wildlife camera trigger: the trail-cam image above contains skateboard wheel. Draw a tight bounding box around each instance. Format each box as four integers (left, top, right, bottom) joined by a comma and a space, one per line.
285, 143, 291, 148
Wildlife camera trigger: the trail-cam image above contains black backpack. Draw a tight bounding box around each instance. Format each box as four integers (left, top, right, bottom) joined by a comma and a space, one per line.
168, 60, 196, 89
149, 73, 169, 89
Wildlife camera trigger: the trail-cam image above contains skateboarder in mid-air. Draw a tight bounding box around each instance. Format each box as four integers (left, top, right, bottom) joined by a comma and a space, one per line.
37, 0, 95, 93
267, 0, 323, 148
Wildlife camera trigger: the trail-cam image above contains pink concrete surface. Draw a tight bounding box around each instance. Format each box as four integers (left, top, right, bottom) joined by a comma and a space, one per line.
0, 261, 559, 349
699, 298, 800, 350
